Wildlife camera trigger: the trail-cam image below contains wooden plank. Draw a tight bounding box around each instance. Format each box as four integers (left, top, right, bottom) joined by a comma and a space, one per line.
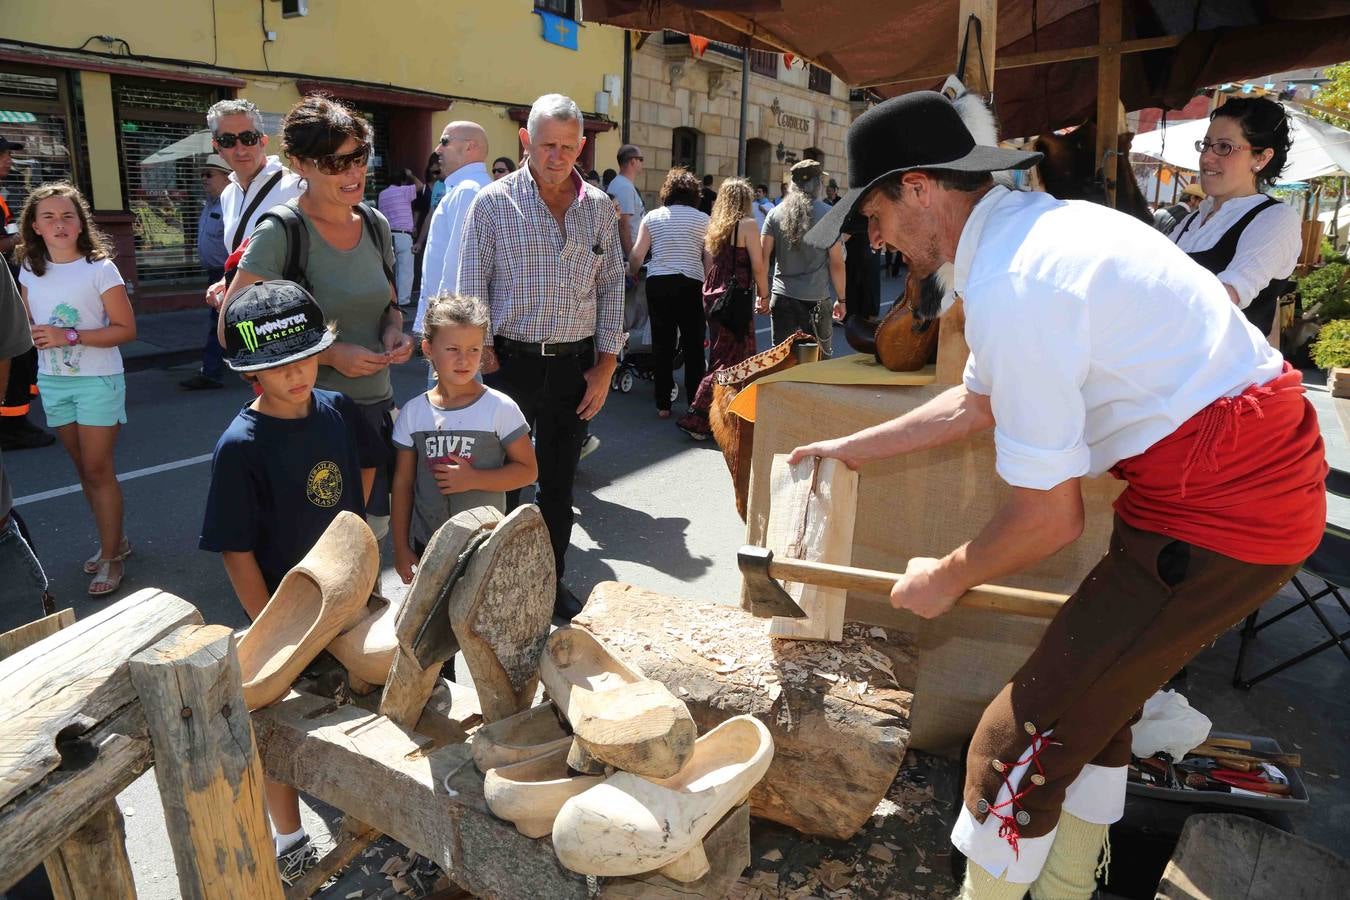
576, 583, 914, 841
45, 804, 138, 900
766, 455, 858, 641
129, 624, 283, 900
1096, 0, 1124, 209
0, 609, 75, 661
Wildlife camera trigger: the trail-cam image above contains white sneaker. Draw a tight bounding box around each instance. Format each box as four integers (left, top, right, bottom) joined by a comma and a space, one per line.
579, 434, 601, 460
276, 835, 320, 887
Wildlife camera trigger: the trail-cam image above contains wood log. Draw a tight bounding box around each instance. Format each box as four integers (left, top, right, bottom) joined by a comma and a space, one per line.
45, 804, 137, 900
0, 589, 202, 891
129, 624, 283, 899
0, 608, 75, 660
574, 582, 914, 841
449, 504, 555, 723
1158, 813, 1350, 899
765, 454, 857, 642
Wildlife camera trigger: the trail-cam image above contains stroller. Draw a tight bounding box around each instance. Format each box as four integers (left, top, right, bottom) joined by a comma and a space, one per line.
611, 278, 683, 403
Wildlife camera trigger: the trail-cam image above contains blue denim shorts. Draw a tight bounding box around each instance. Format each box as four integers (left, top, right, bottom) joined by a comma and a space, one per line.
37, 373, 127, 428
0, 514, 48, 607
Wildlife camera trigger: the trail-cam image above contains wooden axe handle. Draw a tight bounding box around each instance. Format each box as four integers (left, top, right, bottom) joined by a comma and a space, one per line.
765, 556, 1068, 620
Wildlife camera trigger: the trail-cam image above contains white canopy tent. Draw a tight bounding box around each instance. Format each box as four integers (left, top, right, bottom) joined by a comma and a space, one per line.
1131, 104, 1350, 183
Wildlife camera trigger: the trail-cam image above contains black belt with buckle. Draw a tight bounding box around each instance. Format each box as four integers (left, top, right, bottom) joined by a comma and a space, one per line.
495, 336, 595, 358
391, 228, 413, 235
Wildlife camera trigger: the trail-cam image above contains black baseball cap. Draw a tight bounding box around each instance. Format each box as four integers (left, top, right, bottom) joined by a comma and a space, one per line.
805, 91, 1042, 249
0, 136, 23, 153
223, 280, 335, 372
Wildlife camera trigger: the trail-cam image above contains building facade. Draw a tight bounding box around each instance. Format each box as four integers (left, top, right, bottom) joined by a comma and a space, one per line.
1, 1, 625, 309
625, 33, 862, 206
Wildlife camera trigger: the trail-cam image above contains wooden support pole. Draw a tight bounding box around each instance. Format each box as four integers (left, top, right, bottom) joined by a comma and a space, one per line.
45, 804, 137, 900
129, 624, 283, 900
1096, 0, 1124, 209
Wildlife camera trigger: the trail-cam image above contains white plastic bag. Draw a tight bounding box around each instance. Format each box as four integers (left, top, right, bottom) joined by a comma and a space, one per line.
1130, 689, 1212, 760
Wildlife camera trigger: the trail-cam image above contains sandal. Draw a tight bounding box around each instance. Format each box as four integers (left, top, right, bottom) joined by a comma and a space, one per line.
88, 557, 125, 598
84, 535, 131, 575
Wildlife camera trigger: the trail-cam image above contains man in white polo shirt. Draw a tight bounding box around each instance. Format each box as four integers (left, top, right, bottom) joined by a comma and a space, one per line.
795, 92, 1325, 900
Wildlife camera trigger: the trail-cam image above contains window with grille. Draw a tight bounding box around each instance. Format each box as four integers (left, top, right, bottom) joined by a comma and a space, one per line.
808, 65, 832, 94
535, 0, 576, 19
113, 78, 221, 286
0, 66, 78, 223
750, 50, 778, 79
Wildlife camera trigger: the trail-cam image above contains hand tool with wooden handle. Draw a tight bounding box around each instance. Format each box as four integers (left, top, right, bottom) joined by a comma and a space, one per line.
737, 545, 1068, 620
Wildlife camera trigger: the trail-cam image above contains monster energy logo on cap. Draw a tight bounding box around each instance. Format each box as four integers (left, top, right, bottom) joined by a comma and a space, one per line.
223, 281, 335, 373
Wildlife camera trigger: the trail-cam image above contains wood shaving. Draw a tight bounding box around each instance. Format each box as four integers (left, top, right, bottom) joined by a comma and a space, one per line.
762, 848, 783, 862
866, 844, 894, 862
815, 858, 855, 891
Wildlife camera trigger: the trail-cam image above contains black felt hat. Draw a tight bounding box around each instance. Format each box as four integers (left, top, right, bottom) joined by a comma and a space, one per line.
223, 280, 335, 372
805, 91, 1042, 248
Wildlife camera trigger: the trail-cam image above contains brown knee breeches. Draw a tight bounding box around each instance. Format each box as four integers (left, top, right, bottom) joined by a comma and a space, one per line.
964, 516, 1299, 843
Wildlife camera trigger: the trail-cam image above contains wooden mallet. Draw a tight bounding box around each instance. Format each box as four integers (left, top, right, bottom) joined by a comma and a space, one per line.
736, 545, 1068, 620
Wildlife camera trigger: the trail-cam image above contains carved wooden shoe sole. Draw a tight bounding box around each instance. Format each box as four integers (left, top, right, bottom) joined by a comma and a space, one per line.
540, 625, 696, 779
237, 511, 379, 710
471, 701, 572, 774
483, 744, 604, 839
552, 716, 773, 880
326, 593, 401, 687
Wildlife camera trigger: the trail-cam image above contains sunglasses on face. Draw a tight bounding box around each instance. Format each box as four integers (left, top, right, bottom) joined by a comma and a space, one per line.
214, 130, 262, 149
1194, 138, 1251, 157
309, 143, 371, 175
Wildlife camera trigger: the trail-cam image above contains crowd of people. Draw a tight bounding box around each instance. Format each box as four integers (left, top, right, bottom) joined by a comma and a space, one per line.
0, 81, 1319, 891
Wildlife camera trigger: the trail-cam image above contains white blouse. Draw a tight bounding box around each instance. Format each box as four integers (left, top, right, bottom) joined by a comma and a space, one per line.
955, 187, 1283, 491
1168, 193, 1302, 309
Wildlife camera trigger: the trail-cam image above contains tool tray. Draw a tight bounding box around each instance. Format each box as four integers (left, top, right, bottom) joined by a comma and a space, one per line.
1126, 731, 1308, 811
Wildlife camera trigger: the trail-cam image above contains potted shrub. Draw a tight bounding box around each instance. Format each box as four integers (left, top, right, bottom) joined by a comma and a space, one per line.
1311, 318, 1350, 398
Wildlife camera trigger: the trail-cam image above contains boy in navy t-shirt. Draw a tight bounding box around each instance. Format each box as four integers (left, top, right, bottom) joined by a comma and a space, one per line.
199, 280, 383, 882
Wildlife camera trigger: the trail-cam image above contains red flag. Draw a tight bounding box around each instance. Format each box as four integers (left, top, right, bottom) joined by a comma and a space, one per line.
689, 35, 709, 58
783, 52, 795, 68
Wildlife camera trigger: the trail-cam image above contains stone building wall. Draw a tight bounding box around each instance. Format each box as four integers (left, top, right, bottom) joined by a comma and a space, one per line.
625, 41, 861, 207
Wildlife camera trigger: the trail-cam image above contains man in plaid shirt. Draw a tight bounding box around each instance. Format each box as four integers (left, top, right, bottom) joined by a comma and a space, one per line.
457, 93, 625, 621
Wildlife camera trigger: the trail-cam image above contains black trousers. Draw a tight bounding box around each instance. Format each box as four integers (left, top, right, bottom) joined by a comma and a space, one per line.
2, 347, 38, 416
645, 274, 706, 411
485, 345, 589, 581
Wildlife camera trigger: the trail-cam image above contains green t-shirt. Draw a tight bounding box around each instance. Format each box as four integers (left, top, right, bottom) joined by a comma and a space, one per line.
240, 201, 396, 404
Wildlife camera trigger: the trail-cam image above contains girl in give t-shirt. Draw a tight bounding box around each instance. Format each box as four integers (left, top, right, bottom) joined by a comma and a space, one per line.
16, 183, 136, 597
390, 293, 536, 584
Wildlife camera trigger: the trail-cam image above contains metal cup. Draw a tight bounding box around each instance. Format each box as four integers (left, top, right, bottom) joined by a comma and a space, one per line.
794, 341, 820, 365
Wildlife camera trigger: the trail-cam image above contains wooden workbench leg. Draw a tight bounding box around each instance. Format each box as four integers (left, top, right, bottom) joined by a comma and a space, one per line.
130, 624, 284, 900
44, 804, 137, 900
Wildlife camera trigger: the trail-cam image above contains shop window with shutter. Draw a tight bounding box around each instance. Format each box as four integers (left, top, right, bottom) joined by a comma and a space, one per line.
808, 65, 832, 94
0, 66, 78, 222
750, 51, 778, 79
113, 79, 221, 285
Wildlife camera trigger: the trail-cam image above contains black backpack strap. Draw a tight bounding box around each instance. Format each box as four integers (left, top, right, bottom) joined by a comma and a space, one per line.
355, 202, 398, 305
257, 205, 310, 289
230, 169, 286, 251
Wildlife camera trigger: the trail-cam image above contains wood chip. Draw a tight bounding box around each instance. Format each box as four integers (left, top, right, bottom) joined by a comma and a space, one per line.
815, 858, 855, 891
866, 844, 894, 863
762, 848, 783, 862
380, 857, 402, 875
345, 892, 364, 899
768, 683, 783, 701
869, 627, 887, 639
812, 670, 840, 681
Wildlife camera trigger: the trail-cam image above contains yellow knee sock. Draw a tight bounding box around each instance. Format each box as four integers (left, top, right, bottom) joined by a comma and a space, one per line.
960, 862, 1031, 900
1030, 811, 1109, 900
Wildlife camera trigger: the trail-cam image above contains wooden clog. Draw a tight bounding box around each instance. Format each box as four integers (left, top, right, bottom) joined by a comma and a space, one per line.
326, 593, 401, 686
448, 505, 555, 724
540, 625, 696, 779
552, 715, 774, 880
237, 511, 378, 710
483, 744, 604, 839
471, 701, 572, 774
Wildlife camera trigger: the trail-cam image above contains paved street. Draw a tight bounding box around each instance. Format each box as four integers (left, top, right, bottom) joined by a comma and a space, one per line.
4, 291, 1348, 898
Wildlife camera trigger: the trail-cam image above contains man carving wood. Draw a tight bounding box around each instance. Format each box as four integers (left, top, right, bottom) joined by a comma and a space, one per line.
793, 91, 1326, 900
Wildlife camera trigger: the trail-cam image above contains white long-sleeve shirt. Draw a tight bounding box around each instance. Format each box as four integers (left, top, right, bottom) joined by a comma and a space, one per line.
1167, 193, 1302, 309
415, 161, 492, 334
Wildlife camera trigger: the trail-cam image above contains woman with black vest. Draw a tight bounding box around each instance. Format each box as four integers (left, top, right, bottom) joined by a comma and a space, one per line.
1169, 97, 1301, 343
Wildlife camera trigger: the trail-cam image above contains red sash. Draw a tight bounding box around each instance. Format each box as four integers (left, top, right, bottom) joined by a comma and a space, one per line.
1112, 365, 1326, 565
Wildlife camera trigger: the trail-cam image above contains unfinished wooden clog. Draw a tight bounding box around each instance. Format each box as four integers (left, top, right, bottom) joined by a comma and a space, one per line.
471, 701, 572, 774
540, 625, 696, 779
551, 715, 774, 880
483, 744, 604, 839
326, 593, 401, 686
237, 511, 378, 710
449, 504, 555, 723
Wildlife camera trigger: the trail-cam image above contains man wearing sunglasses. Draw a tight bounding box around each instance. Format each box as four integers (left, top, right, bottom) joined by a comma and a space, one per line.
417, 120, 490, 343
186, 99, 304, 390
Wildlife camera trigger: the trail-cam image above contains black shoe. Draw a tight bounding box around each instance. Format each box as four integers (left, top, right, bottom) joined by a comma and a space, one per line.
0, 419, 56, 451
179, 374, 224, 391
553, 583, 584, 623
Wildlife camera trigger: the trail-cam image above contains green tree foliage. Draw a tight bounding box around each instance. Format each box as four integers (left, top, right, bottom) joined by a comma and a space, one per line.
1312, 62, 1350, 129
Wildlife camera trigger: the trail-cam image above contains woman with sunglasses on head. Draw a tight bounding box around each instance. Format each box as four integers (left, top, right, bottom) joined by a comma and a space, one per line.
490, 156, 515, 180
222, 95, 412, 528
1168, 96, 1301, 342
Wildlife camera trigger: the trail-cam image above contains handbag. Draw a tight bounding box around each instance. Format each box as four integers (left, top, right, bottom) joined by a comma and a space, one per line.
707, 246, 754, 338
